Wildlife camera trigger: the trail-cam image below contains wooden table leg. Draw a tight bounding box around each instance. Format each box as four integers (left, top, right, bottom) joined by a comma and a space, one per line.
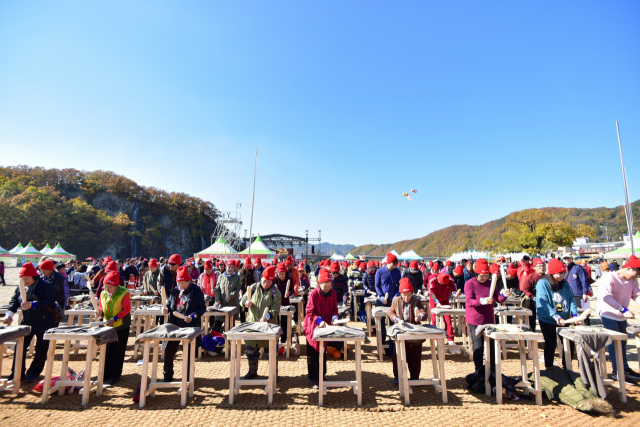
319, 340, 324, 406
524, 316, 532, 359
614, 340, 627, 403
13, 337, 24, 393
189, 340, 196, 398
430, 339, 438, 379
532, 343, 542, 405
494, 338, 502, 404
286, 315, 292, 360
438, 338, 448, 403
151, 340, 159, 398
96, 344, 105, 396
268, 339, 276, 404
401, 341, 410, 405
356, 341, 362, 406
75, 315, 84, 356
229, 339, 236, 404
484, 335, 491, 397
139, 341, 150, 408
235, 340, 241, 386
636, 335, 640, 372
366, 304, 372, 337
563, 337, 572, 370
224, 315, 230, 360
181, 340, 188, 406
518, 340, 528, 396
41, 339, 56, 404
134, 315, 143, 358
376, 317, 383, 361
59, 341, 71, 396
396, 340, 404, 398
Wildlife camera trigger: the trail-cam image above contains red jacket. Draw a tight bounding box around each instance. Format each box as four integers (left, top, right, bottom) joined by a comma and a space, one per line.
427, 275, 456, 308
304, 287, 338, 352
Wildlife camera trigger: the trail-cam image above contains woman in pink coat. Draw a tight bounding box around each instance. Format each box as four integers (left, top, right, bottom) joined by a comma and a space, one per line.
304, 268, 339, 389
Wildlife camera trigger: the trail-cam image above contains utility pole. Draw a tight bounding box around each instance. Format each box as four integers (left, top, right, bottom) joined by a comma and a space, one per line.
319, 230, 321, 256
600, 225, 609, 242
305, 230, 308, 258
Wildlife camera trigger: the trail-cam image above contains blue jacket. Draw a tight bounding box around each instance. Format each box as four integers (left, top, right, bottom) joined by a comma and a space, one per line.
362, 269, 376, 293
536, 277, 578, 325
565, 262, 589, 297
374, 266, 401, 301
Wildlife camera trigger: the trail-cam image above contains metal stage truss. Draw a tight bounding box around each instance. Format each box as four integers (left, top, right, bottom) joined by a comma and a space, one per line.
212, 204, 243, 251
241, 230, 321, 257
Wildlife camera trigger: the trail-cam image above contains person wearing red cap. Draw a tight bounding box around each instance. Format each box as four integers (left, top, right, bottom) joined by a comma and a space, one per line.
158, 254, 181, 295
445, 260, 453, 276
374, 253, 402, 344
144, 258, 161, 296
198, 259, 217, 300
95, 270, 132, 385
160, 265, 206, 382
596, 255, 640, 382
253, 257, 264, 283
187, 262, 200, 282
273, 263, 295, 343
123, 258, 140, 289
329, 262, 349, 306
2, 263, 57, 383
240, 266, 282, 379
519, 258, 545, 332
285, 256, 300, 297
238, 258, 255, 323
401, 260, 423, 296
388, 278, 428, 385
427, 273, 458, 350
304, 268, 340, 388
463, 260, 476, 283
452, 265, 465, 294
421, 261, 440, 295
38, 258, 67, 315
464, 259, 512, 371
536, 258, 579, 370
96, 261, 124, 298
213, 259, 241, 331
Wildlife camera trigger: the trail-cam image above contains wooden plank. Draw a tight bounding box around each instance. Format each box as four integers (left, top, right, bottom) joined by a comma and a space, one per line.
438, 338, 448, 403
82, 340, 94, 405
59, 341, 71, 396
139, 341, 150, 408
356, 341, 362, 406
189, 340, 195, 398
319, 340, 324, 406
614, 340, 627, 403
96, 344, 105, 396
494, 338, 502, 404
228, 338, 236, 405
181, 340, 188, 406
41, 339, 56, 404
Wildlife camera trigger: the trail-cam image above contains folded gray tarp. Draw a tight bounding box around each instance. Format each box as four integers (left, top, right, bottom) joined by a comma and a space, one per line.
313, 325, 366, 340
372, 306, 390, 317
388, 323, 446, 338
131, 295, 161, 302
135, 324, 202, 342
135, 304, 165, 311
474, 323, 531, 337
206, 305, 237, 314
280, 305, 295, 312
0, 325, 32, 344
364, 296, 377, 304
226, 322, 282, 336
45, 326, 119, 345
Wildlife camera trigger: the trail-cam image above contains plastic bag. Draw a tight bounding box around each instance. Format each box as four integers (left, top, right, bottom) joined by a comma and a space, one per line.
33, 373, 73, 394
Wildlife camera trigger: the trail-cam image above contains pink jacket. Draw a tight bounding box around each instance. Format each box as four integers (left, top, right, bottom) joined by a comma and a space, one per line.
304, 287, 338, 352
597, 271, 640, 321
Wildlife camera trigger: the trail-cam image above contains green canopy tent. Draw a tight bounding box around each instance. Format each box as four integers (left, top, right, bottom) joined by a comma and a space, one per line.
238, 235, 277, 264
604, 231, 640, 259
345, 253, 357, 260
196, 236, 238, 260
0, 245, 16, 267
48, 242, 75, 260
15, 242, 44, 265
39, 243, 53, 255
9, 242, 24, 254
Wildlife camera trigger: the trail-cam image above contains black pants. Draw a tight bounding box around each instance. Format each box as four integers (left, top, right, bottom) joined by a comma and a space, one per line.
375, 298, 391, 347
11, 327, 50, 380
279, 314, 292, 344
103, 327, 129, 381
469, 324, 496, 372
539, 320, 574, 369
0, 273, 5, 285
391, 341, 423, 380
163, 340, 194, 380
306, 341, 328, 381
528, 300, 537, 332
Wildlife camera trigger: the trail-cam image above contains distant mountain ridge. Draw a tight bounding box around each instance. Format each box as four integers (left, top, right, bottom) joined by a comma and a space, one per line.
351, 201, 640, 257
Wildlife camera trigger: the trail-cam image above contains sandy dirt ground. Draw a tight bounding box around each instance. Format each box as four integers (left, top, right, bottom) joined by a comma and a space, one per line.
1, 267, 639, 426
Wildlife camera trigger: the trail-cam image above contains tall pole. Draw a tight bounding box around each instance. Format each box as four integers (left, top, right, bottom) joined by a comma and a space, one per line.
319, 230, 321, 256
248, 149, 258, 261
305, 230, 308, 258
617, 121, 635, 255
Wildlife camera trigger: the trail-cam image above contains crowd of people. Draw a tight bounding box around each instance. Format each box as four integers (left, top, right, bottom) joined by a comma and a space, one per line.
2, 249, 640, 402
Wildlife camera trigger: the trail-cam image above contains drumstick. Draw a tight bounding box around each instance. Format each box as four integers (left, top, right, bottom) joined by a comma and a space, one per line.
173, 311, 187, 320
246, 284, 253, 305
161, 287, 167, 308
489, 274, 497, 301
225, 282, 229, 299
19, 278, 27, 303
262, 307, 269, 321
284, 280, 290, 300
414, 306, 420, 321
563, 309, 592, 324
499, 265, 508, 291
89, 290, 99, 311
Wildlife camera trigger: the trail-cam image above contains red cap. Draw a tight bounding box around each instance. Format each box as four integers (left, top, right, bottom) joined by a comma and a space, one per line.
399, 277, 414, 293
490, 263, 501, 274
432, 262, 440, 271
245, 257, 252, 267
367, 261, 375, 268
217, 261, 225, 268
203, 260, 212, 269
532, 258, 544, 267
507, 267, 518, 276
263, 262, 271, 268
428, 261, 433, 267
330, 262, 340, 273
318, 268, 332, 284
176, 266, 190, 282
19, 262, 38, 277
386, 253, 398, 264
105, 261, 117, 272
453, 265, 463, 275
437, 273, 450, 285
375, 261, 380, 266
446, 261, 452, 267
409, 260, 418, 269
297, 263, 305, 271
547, 258, 566, 275
149, 258, 159, 268
285, 258, 293, 266
39, 259, 55, 271
500, 257, 506, 261
262, 265, 276, 281
104, 271, 120, 286
227, 260, 236, 268
255, 257, 262, 266
276, 262, 286, 273
403, 261, 409, 267
474, 259, 490, 275
623, 255, 640, 269
103, 256, 113, 263
168, 254, 181, 265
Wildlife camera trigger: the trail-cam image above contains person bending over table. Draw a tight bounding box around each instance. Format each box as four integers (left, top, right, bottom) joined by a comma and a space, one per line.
161, 266, 206, 382
389, 278, 427, 386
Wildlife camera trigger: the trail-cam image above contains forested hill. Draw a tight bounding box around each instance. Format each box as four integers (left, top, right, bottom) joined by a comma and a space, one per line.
0, 166, 219, 259
352, 201, 640, 257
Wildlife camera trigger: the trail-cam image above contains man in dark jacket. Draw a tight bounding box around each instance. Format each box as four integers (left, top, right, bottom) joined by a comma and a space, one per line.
330, 261, 349, 306
563, 254, 591, 325
362, 261, 376, 293
39, 259, 66, 316
3, 263, 57, 382
402, 260, 423, 294
158, 254, 181, 294
374, 253, 401, 343
123, 259, 139, 284
161, 265, 206, 382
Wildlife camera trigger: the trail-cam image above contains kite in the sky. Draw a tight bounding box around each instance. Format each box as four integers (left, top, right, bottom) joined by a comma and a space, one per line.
402, 190, 417, 201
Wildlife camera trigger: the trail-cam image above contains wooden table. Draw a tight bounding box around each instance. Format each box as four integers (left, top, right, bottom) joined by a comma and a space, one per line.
138, 332, 198, 407
200, 306, 238, 359
559, 325, 628, 403
226, 331, 278, 404
65, 308, 98, 356
132, 307, 168, 359
41, 329, 108, 405
0, 325, 31, 394
391, 330, 448, 405
631, 327, 640, 372
0, 308, 25, 354
430, 307, 471, 359
373, 306, 390, 361
483, 329, 543, 405
317, 334, 366, 406
494, 307, 533, 360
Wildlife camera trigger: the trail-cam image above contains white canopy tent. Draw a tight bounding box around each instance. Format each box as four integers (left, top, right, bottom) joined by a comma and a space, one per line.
9, 242, 24, 254
330, 252, 345, 261
47, 243, 75, 260
196, 237, 238, 259
399, 250, 423, 260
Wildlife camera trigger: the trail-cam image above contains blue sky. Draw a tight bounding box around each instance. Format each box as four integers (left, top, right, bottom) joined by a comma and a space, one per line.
1, 1, 639, 246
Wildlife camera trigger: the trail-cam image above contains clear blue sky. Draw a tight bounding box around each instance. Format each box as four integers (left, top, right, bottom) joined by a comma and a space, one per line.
1, 1, 639, 246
